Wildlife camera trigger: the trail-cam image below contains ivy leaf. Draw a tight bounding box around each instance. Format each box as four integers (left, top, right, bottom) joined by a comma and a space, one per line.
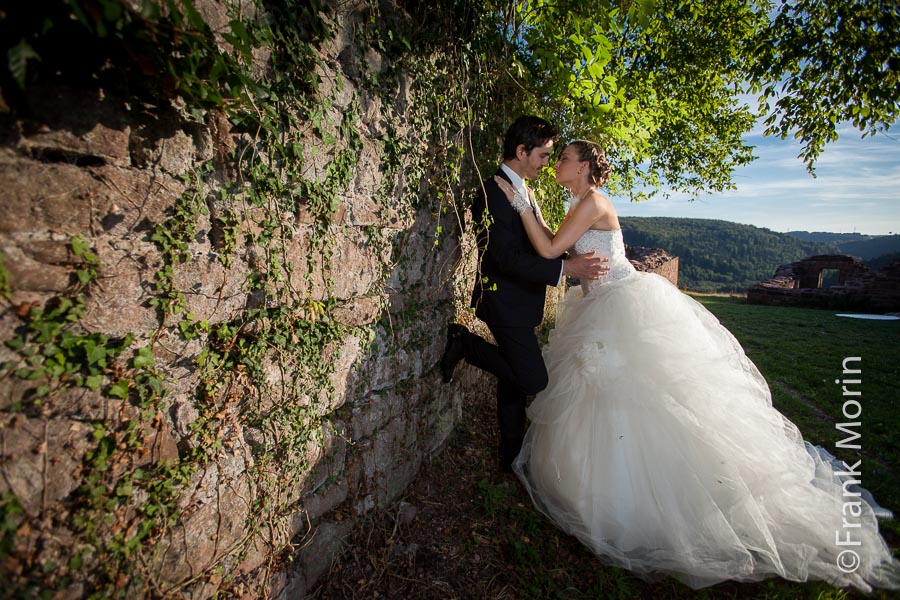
7, 39, 40, 89
5, 336, 25, 351
85, 374, 103, 391
115, 481, 133, 497
108, 379, 130, 399
87, 342, 108, 367
92, 424, 106, 441
15, 367, 44, 381
70, 235, 91, 257
133, 346, 155, 368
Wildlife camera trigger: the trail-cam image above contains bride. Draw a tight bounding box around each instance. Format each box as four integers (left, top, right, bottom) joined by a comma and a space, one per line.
493, 140, 899, 591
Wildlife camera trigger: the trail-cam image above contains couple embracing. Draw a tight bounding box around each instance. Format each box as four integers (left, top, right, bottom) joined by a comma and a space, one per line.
439, 116, 898, 591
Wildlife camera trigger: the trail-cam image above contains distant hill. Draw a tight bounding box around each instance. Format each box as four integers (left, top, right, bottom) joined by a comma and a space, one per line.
785, 231, 875, 244
620, 217, 836, 293
867, 252, 900, 270
835, 235, 900, 261
785, 231, 900, 264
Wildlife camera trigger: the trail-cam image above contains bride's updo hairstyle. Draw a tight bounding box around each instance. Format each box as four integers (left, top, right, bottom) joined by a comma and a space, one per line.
568, 140, 611, 187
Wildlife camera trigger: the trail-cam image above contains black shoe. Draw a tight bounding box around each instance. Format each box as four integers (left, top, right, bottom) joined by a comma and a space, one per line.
440, 323, 467, 383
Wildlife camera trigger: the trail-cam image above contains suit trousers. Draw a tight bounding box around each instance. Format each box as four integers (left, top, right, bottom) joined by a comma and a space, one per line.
461, 324, 549, 468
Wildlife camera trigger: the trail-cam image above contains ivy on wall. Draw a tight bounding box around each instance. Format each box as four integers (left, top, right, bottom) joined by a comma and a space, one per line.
0, 0, 498, 596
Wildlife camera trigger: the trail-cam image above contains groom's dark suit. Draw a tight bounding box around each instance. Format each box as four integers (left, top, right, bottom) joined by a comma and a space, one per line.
463, 168, 564, 470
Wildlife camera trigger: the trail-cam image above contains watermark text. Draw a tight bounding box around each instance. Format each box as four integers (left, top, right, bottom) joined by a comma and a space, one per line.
834, 356, 862, 573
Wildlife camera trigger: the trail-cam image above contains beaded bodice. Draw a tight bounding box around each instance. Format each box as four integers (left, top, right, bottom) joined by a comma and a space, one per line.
573, 229, 636, 293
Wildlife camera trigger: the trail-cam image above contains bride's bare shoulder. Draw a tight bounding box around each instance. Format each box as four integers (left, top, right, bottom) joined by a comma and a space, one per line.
585, 189, 615, 214
586, 189, 620, 230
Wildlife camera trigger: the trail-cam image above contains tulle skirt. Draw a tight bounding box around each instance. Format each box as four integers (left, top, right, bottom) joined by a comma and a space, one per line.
513, 272, 899, 591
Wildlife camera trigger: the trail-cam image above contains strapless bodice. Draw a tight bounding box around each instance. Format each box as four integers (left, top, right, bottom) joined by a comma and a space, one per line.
573, 229, 636, 292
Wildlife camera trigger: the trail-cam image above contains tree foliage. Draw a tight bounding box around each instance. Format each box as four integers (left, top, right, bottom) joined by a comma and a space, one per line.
495, 0, 768, 201
749, 0, 900, 170
5, 1, 896, 199
491, 0, 899, 199
611, 0, 768, 197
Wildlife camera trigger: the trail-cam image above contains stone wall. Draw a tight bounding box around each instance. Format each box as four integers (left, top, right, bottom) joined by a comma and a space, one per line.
627, 246, 679, 286
0, 2, 479, 597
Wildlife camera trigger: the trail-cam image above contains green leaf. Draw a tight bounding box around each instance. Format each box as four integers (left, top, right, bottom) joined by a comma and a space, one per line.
115, 481, 133, 497
108, 379, 130, 399
15, 367, 43, 381
5, 336, 25, 351
581, 46, 593, 63
70, 235, 91, 257
228, 19, 252, 56
85, 374, 103, 391
7, 39, 40, 89
102, 0, 123, 22
87, 342, 108, 366
133, 346, 155, 368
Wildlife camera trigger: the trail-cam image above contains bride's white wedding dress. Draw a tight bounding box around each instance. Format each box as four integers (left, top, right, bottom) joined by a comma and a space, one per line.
512, 227, 898, 591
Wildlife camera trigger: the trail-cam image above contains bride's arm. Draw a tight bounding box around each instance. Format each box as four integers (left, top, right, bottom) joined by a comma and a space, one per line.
494, 177, 603, 259
523, 204, 601, 258
532, 202, 555, 240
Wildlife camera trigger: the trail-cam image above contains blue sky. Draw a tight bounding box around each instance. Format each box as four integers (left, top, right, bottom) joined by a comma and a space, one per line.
612, 124, 900, 236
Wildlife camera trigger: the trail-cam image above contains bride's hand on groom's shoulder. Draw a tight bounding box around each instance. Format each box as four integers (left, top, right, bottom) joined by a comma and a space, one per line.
493, 176, 515, 201
493, 176, 531, 214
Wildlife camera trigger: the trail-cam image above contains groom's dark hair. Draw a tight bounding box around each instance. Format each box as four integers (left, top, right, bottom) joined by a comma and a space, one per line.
502, 116, 558, 160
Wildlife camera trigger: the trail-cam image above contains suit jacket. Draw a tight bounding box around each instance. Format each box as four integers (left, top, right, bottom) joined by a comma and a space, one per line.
470, 168, 564, 327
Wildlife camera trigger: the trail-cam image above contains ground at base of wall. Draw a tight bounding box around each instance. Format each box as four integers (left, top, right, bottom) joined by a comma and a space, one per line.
306, 373, 876, 599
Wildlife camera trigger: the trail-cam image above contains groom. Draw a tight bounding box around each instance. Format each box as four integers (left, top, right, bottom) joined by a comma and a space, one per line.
441, 115, 608, 473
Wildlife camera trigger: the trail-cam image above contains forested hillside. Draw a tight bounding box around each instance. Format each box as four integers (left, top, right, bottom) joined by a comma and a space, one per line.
786, 231, 873, 244
836, 235, 900, 260
620, 217, 835, 292
868, 252, 900, 270
786, 231, 900, 263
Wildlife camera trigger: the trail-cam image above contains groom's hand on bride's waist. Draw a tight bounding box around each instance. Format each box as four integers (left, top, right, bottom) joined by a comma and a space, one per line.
563, 251, 609, 280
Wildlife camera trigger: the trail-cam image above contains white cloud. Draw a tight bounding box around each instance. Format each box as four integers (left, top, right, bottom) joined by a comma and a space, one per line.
614, 129, 900, 235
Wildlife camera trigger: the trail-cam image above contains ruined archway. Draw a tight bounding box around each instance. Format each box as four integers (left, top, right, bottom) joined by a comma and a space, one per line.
748, 255, 900, 311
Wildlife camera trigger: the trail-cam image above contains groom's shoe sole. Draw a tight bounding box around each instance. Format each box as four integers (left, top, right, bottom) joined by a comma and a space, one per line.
440, 323, 467, 383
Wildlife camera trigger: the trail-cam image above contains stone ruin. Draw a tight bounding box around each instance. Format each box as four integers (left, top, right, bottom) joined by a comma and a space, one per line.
748, 254, 900, 312
627, 246, 679, 287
